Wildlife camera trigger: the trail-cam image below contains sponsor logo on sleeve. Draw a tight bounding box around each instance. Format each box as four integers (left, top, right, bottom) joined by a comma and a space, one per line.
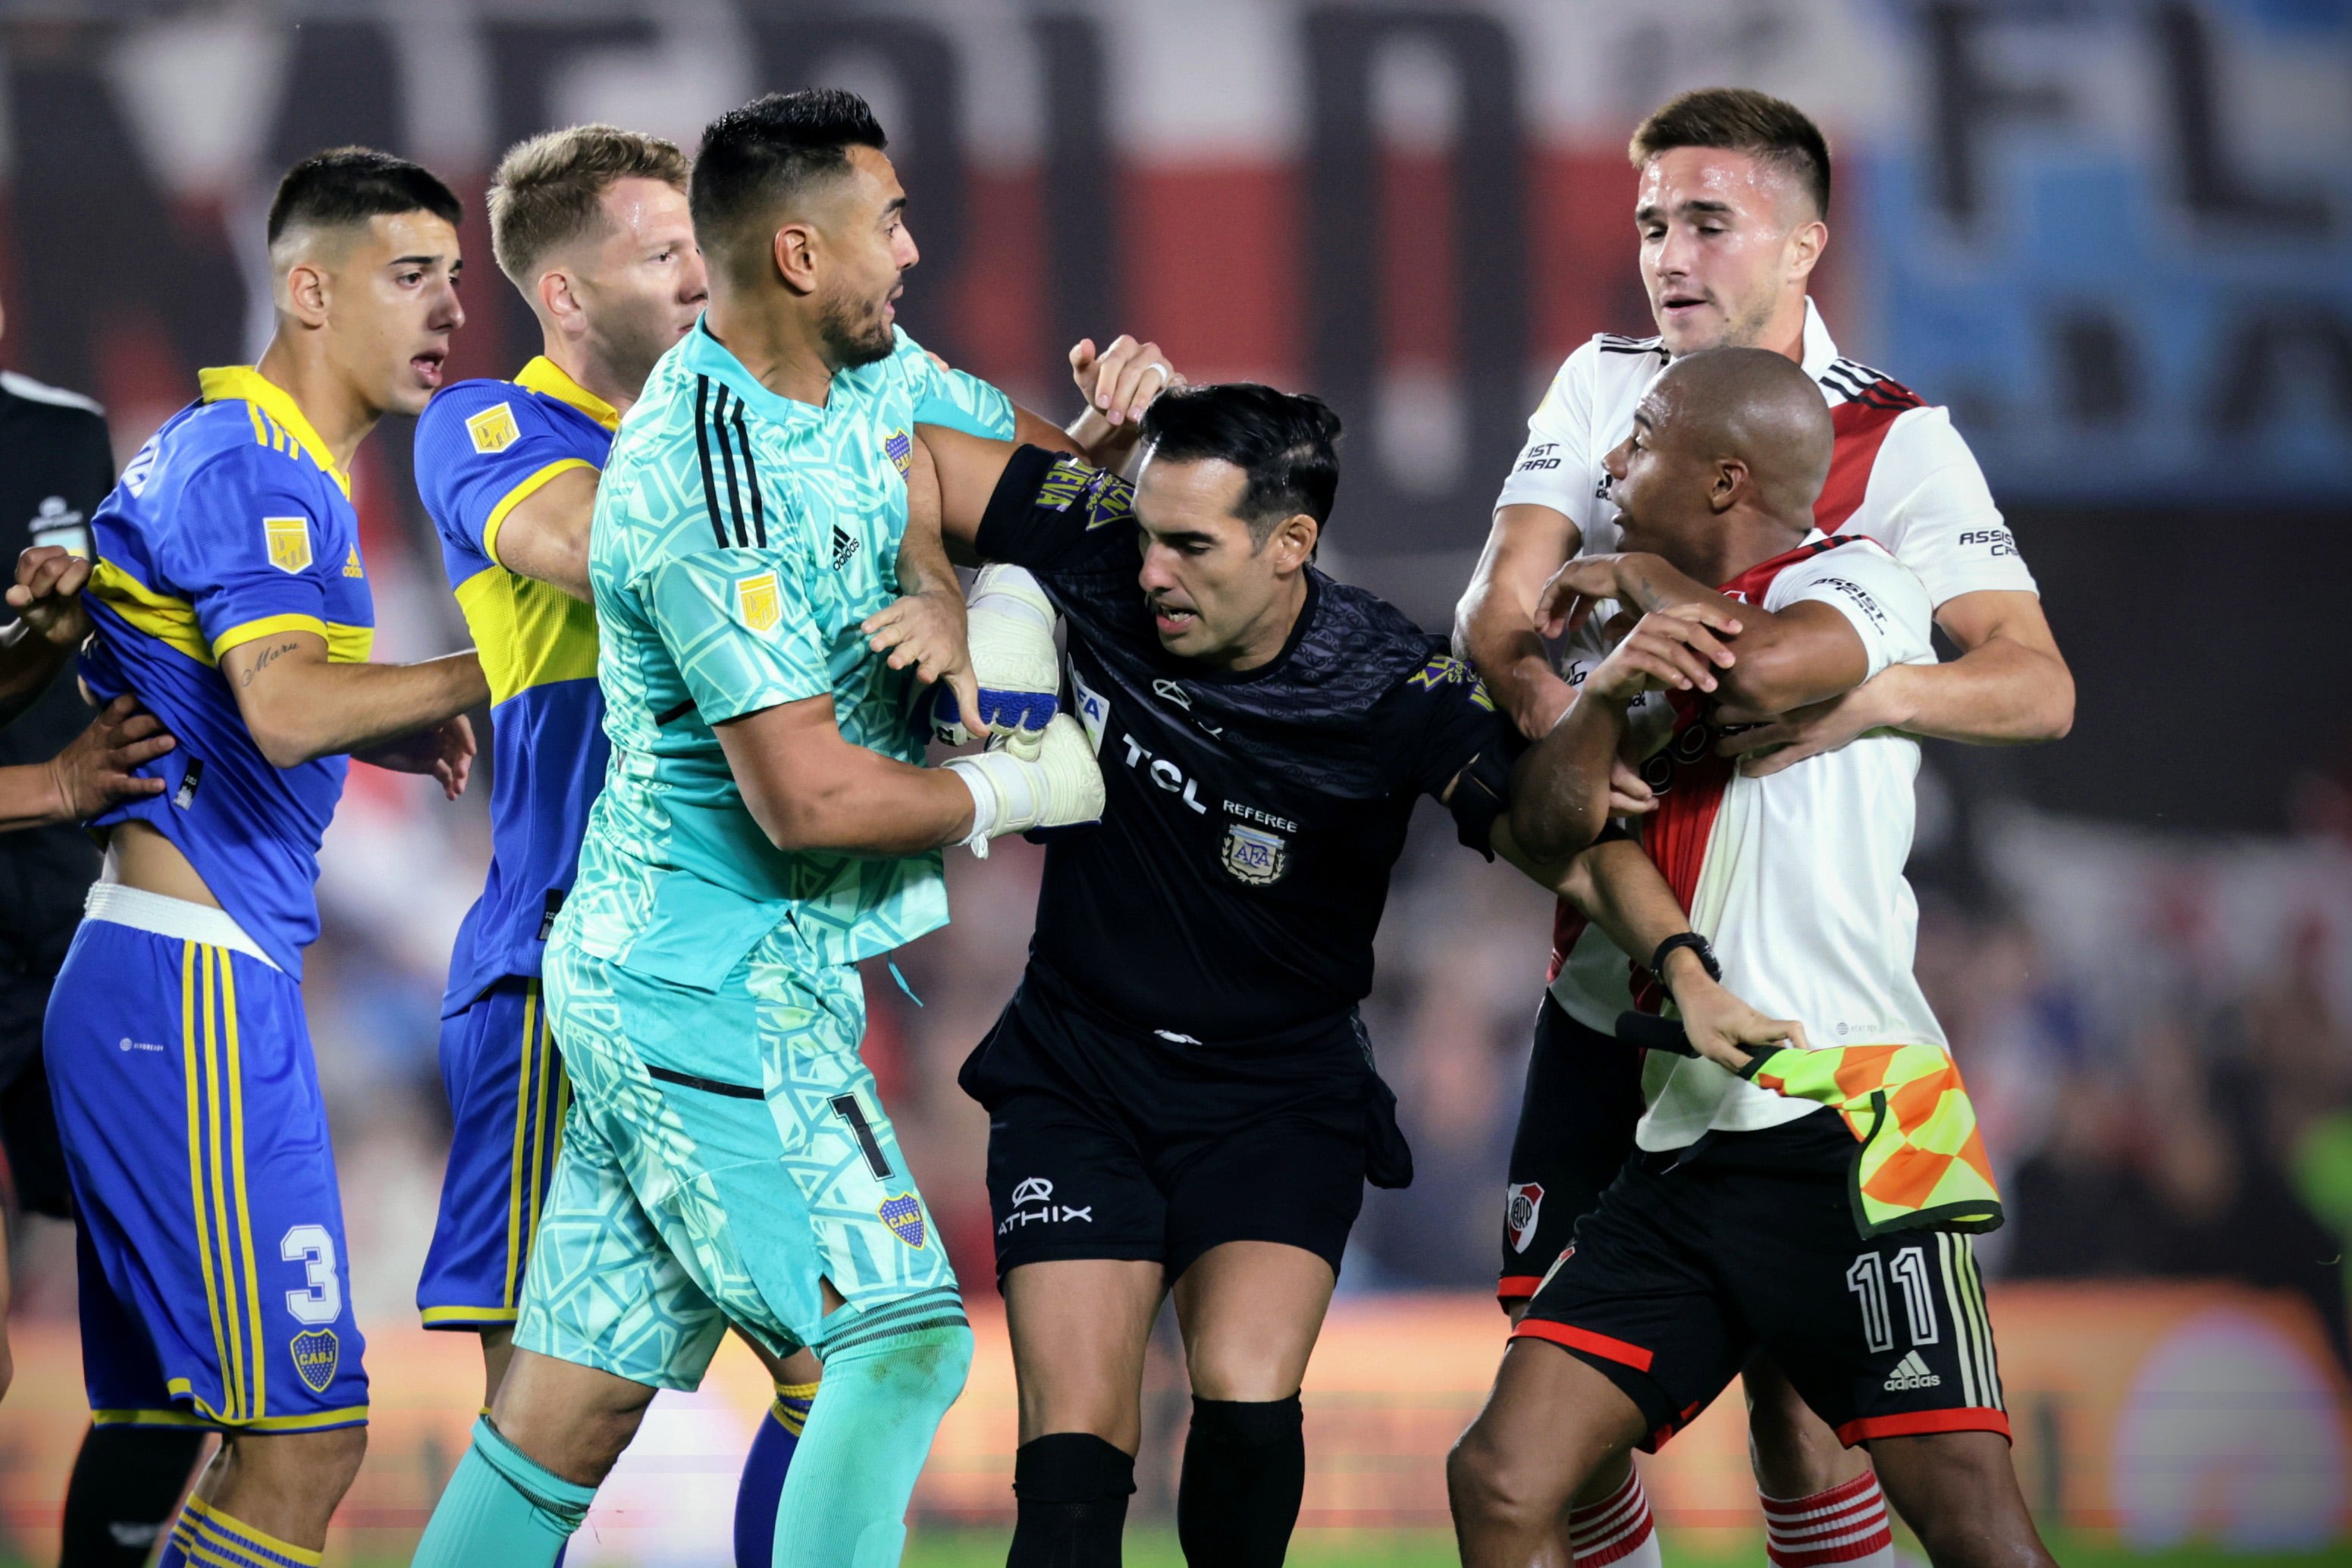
1957, 528, 2016, 557
466, 402, 520, 454
1516, 441, 1562, 472
1821, 577, 1887, 629
263, 515, 312, 573
736, 570, 782, 631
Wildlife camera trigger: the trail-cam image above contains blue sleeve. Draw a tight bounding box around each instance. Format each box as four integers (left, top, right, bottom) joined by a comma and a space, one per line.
153, 448, 354, 661
894, 331, 1016, 439
415, 383, 597, 571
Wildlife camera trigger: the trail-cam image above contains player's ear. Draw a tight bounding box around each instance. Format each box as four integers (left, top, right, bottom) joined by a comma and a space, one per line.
770, 221, 821, 296
281, 256, 332, 328
1711, 458, 1748, 514
1786, 217, 1827, 286
1266, 512, 1318, 569
538, 268, 584, 336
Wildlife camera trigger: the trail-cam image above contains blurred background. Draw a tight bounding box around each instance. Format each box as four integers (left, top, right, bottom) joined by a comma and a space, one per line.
1, 0, 2349, 1563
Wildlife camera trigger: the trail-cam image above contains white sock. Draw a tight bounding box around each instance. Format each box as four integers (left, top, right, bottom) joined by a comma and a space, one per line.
1567, 1467, 1661, 1568
1762, 1471, 1896, 1568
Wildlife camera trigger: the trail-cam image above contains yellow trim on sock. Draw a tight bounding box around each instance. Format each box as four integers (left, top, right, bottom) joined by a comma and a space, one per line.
184, 1496, 327, 1566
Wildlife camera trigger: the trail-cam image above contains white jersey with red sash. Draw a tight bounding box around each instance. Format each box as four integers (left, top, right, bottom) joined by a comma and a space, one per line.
1551, 534, 1943, 1149
1501, 299, 2037, 1022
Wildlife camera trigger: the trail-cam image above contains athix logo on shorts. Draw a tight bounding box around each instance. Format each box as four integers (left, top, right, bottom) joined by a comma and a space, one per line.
291, 1328, 340, 1394
879, 1193, 928, 1249
998, 1175, 1094, 1234
1505, 1181, 1544, 1253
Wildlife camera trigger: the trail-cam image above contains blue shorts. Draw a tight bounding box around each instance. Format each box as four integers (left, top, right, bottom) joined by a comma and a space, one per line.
44, 920, 368, 1431
418, 977, 569, 1329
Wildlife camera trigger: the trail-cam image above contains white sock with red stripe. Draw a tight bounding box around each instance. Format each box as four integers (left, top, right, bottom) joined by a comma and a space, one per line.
1761, 1470, 1896, 1568
1566, 1467, 1660, 1568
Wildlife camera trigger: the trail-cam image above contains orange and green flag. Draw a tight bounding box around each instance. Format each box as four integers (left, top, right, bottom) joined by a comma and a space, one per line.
1738, 1043, 2003, 1240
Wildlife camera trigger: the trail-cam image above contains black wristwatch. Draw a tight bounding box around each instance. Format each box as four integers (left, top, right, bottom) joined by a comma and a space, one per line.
1650, 931, 1721, 983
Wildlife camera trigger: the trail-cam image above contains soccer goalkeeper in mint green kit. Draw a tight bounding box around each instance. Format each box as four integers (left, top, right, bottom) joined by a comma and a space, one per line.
411, 90, 1105, 1568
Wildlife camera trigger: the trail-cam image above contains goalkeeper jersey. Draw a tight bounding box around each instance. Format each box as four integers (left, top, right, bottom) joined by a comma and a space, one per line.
557, 320, 1011, 1033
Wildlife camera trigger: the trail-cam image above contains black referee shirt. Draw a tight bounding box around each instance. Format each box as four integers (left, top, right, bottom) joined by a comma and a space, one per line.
0, 370, 114, 1079
975, 444, 1516, 1043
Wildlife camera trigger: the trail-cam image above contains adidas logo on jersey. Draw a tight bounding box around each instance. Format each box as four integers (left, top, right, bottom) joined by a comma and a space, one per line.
1883, 1350, 1942, 1392
830, 525, 860, 570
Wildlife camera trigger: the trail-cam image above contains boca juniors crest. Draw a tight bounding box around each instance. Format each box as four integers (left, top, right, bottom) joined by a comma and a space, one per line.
1504, 1181, 1544, 1253
884, 428, 914, 475
1220, 823, 1287, 886
291, 1328, 340, 1394
879, 1193, 928, 1249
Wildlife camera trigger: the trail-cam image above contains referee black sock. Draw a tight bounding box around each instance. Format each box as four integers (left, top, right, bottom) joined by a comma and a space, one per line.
59, 1422, 208, 1568
1008, 1432, 1134, 1568
1176, 1395, 1305, 1568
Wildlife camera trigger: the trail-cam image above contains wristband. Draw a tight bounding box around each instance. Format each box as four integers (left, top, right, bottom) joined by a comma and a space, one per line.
1650, 931, 1720, 983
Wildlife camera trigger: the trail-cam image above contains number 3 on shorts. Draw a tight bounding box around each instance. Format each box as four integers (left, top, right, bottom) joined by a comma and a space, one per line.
281, 1223, 342, 1325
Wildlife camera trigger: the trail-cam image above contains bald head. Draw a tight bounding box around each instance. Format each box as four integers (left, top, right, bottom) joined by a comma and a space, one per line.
1651, 347, 1832, 518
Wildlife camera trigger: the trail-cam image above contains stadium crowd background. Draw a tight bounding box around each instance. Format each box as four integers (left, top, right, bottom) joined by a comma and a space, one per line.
1, 0, 2349, 1558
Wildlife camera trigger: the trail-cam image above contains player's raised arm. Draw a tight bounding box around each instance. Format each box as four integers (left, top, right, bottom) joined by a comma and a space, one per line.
1457, 502, 1586, 742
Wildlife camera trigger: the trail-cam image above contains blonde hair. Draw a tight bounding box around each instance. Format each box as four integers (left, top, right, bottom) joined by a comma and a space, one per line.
488, 124, 690, 285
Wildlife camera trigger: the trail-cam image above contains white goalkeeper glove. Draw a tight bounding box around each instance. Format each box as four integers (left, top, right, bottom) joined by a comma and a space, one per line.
943, 713, 1105, 857
937, 564, 1061, 759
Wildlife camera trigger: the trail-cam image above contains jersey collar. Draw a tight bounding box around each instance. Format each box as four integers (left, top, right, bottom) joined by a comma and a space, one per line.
681, 317, 827, 425
197, 366, 350, 497
515, 355, 622, 432
1797, 297, 1839, 385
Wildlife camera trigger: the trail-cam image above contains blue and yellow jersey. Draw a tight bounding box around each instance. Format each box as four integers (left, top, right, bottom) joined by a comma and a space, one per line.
412, 356, 615, 1014
79, 367, 375, 978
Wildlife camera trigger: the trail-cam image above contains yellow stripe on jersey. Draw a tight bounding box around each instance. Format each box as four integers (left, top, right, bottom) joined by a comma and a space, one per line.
90, 561, 211, 664
210, 613, 375, 666
504, 985, 535, 1306
199, 366, 352, 498
480, 457, 597, 569
453, 563, 598, 706
182, 942, 235, 1422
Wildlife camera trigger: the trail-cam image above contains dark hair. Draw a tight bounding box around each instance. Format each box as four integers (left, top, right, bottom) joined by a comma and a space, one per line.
1140, 384, 1344, 541
490, 124, 691, 284
267, 146, 462, 246
691, 89, 887, 273
1629, 88, 1831, 218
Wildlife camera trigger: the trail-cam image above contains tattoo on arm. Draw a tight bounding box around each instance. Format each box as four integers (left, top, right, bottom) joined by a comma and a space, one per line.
240, 640, 301, 688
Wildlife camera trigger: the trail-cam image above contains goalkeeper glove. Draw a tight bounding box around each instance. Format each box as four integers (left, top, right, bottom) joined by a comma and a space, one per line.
943, 713, 1104, 857
937, 564, 1061, 759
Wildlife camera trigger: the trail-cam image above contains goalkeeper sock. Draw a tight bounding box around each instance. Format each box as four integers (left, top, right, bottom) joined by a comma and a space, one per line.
158, 1497, 319, 1568
1176, 1395, 1305, 1568
1008, 1432, 1134, 1567
773, 1303, 973, 1567
410, 1416, 594, 1568
732, 1379, 819, 1568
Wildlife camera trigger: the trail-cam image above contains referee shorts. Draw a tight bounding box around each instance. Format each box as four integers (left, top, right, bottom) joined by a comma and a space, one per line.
417, 976, 569, 1330
1497, 993, 1645, 1305
959, 965, 1404, 1285
45, 917, 368, 1432
1514, 1112, 2009, 1452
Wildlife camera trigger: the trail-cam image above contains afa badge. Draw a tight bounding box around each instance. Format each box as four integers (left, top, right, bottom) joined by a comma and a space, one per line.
1220, 823, 1287, 886
736, 571, 782, 632
466, 402, 520, 454
879, 1193, 928, 1249
263, 515, 312, 574
883, 428, 914, 475
291, 1328, 340, 1394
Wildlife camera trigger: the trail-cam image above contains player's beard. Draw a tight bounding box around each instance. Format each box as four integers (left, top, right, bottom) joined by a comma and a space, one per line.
817, 286, 896, 368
